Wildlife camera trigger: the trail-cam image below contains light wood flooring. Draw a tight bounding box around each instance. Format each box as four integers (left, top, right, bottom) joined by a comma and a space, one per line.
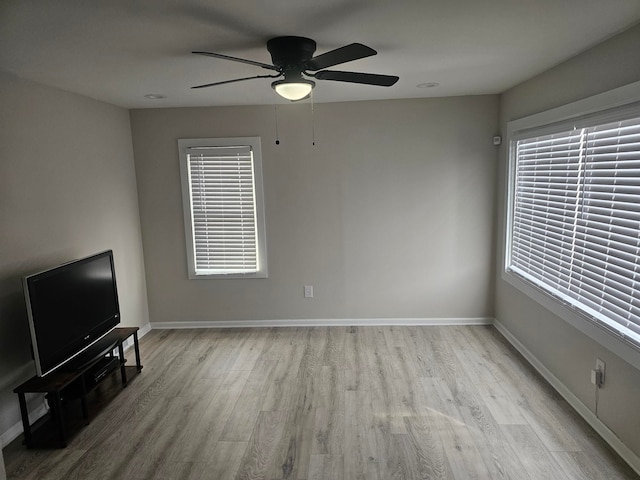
3, 325, 638, 479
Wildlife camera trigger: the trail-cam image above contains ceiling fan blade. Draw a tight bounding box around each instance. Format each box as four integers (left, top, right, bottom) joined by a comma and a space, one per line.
192, 51, 278, 71
305, 43, 376, 71
313, 70, 399, 87
192, 74, 280, 89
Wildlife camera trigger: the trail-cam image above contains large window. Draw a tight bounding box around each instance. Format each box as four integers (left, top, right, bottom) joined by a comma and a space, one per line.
506, 102, 640, 350
179, 137, 267, 278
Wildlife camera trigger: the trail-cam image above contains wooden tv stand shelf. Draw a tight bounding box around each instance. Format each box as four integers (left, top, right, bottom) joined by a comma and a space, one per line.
14, 327, 142, 449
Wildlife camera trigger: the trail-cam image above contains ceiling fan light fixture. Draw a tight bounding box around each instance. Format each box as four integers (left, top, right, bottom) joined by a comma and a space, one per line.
272, 78, 315, 101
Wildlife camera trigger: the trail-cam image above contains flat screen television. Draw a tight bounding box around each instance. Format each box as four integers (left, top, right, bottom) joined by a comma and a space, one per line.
23, 250, 121, 377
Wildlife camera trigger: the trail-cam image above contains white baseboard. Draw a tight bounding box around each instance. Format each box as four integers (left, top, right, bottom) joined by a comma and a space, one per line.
138, 322, 152, 337
150, 317, 494, 329
0, 323, 152, 448
0, 403, 48, 449
493, 319, 640, 476
0, 363, 39, 448
0, 364, 36, 396
121, 322, 152, 351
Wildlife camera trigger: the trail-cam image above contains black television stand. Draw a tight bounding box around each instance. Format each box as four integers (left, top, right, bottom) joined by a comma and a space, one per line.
65, 335, 119, 372
14, 327, 142, 448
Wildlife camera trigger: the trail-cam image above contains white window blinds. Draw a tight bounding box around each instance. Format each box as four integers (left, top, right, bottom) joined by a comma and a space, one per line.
179, 137, 267, 278
508, 114, 640, 347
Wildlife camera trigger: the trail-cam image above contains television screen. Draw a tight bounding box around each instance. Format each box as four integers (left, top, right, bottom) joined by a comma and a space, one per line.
23, 250, 121, 376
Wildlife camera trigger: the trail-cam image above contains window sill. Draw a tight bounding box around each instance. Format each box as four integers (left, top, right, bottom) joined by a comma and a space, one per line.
188, 271, 268, 280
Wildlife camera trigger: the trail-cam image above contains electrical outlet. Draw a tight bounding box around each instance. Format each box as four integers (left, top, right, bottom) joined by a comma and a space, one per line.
304, 285, 313, 298
596, 358, 605, 386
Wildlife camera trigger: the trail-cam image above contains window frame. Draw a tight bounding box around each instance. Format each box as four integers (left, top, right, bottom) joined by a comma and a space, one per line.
503, 80, 640, 370
178, 136, 268, 279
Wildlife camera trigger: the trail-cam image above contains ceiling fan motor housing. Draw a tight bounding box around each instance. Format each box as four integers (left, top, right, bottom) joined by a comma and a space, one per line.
267, 36, 317, 71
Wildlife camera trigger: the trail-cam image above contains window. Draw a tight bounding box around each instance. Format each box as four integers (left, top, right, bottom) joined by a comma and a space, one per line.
179, 137, 267, 278
506, 102, 640, 350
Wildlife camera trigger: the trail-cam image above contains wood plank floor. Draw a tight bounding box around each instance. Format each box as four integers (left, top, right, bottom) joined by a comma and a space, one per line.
3, 326, 638, 479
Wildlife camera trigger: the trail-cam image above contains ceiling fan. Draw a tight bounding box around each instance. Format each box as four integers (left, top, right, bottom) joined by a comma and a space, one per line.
191, 36, 399, 101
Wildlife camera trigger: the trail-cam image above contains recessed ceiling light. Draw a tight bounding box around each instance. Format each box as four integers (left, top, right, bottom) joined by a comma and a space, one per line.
416, 82, 439, 89
144, 94, 166, 99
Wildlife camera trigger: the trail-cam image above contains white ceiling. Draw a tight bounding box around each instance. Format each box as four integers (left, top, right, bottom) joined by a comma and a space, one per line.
1, 0, 639, 109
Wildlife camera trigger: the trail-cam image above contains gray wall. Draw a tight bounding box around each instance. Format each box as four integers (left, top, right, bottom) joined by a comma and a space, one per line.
0, 445, 4, 480
0, 71, 149, 441
130, 96, 499, 324
496, 24, 640, 458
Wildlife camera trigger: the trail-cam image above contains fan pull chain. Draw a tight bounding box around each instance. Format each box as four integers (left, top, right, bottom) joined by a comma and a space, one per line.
311, 94, 316, 146
274, 105, 280, 145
